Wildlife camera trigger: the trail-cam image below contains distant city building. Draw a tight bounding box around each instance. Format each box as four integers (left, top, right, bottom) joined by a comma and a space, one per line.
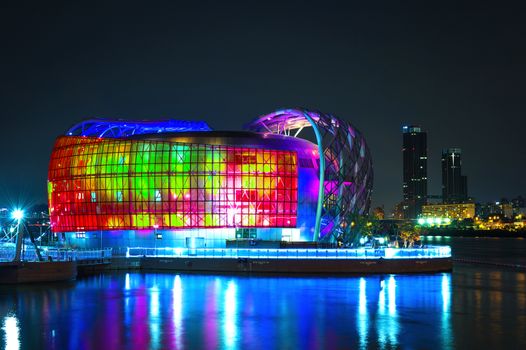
392, 202, 404, 220
476, 201, 515, 219
476, 202, 498, 219
501, 203, 514, 218
422, 203, 475, 220
516, 207, 526, 217
441, 148, 468, 203
510, 196, 525, 215
402, 125, 427, 219
511, 195, 525, 209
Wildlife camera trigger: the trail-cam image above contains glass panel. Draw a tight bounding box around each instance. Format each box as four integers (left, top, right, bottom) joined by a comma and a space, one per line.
48, 136, 299, 231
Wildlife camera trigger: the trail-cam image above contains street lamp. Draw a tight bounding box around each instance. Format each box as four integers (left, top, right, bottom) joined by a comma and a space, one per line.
11, 209, 25, 262
11, 209, 24, 221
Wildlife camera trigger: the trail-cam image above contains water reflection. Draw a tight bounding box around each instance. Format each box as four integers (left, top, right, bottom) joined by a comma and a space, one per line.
149, 283, 160, 349
441, 274, 452, 349
376, 276, 398, 348
2, 314, 20, 350
223, 280, 237, 349
2, 266, 526, 349
357, 277, 368, 349
172, 275, 183, 349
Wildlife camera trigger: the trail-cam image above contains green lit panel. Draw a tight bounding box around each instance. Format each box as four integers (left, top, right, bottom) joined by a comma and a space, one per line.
48, 136, 298, 232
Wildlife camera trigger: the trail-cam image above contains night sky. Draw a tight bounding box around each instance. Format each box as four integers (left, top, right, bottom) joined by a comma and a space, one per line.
1, 1, 524, 213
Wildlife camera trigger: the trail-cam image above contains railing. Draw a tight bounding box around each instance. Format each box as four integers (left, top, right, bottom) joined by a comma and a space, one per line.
0, 246, 112, 263
45, 248, 113, 264
0, 246, 16, 262
126, 246, 452, 260
1, 245, 452, 262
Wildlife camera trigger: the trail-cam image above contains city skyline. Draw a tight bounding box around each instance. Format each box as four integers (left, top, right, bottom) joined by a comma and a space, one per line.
1, 2, 524, 213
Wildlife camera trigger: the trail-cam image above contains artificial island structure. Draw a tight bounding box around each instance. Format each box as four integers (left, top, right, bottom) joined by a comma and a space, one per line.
46, 108, 451, 274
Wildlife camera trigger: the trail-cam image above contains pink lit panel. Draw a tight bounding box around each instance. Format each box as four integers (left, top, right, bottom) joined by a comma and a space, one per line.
48, 136, 298, 231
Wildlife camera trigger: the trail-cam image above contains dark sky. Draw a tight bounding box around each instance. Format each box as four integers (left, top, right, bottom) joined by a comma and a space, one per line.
1, 1, 524, 212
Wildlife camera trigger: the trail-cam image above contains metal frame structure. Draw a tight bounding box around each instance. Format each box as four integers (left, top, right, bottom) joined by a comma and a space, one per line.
67, 119, 211, 138
48, 136, 299, 231
246, 108, 373, 242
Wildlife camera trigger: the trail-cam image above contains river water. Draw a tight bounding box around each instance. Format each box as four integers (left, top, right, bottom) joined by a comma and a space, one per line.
1, 237, 525, 349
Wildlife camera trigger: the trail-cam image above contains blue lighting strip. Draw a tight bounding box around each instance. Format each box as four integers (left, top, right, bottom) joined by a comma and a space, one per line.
66, 119, 212, 138
126, 246, 452, 259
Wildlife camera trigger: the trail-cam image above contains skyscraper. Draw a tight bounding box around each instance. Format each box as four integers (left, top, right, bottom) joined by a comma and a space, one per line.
402, 125, 427, 218
441, 148, 468, 203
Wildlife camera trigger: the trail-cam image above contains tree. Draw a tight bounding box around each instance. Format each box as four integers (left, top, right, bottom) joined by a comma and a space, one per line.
331, 212, 381, 247
373, 207, 385, 220
397, 221, 423, 248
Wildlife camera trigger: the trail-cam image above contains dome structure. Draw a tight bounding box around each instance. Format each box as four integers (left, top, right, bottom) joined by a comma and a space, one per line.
246, 108, 373, 242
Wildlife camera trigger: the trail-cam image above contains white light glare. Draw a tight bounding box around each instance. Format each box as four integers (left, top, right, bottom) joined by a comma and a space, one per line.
11, 209, 24, 221
3, 315, 20, 350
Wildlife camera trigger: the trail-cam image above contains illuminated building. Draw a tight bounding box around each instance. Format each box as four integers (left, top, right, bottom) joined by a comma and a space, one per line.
476, 201, 515, 220
441, 148, 467, 203
47, 109, 373, 250
402, 125, 427, 219
421, 203, 475, 220
500, 203, 513, 218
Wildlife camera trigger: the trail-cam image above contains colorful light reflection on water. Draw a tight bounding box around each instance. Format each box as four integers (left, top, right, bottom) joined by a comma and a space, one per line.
1, 266, 525, 349
0, 273, 451, 349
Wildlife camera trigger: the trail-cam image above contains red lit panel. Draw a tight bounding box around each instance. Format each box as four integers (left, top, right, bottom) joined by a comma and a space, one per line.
48, 136, 298, 231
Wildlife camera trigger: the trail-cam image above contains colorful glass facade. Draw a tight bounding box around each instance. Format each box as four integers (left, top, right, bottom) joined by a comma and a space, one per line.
48, 136, 298, 232
48, 109, 372, 249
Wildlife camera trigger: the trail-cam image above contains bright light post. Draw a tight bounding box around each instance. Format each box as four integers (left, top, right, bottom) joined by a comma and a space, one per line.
12, 209, 24, 262
12, 209, 24, 221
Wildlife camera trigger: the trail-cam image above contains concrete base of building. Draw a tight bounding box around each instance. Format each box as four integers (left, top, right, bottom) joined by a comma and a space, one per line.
88, 256, 452, 275
0, 261, 78, 284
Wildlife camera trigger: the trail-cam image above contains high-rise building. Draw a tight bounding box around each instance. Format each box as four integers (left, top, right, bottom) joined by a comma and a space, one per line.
441, 148, 468, 203
402, 125, 427, 218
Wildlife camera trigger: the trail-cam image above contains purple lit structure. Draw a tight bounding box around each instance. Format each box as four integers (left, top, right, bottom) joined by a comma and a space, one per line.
246, 108, 373, 241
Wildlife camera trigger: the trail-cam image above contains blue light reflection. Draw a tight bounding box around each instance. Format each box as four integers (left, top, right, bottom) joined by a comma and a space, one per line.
441, 273, 452, 349
149, 283, 161, 349
223, 280, 238, 349
172, 275, 183, 349
357, 277, 368, 349
0, 273, 456, 349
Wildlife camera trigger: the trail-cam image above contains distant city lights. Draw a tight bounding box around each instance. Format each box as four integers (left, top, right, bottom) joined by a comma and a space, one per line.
417, 217, 451, 226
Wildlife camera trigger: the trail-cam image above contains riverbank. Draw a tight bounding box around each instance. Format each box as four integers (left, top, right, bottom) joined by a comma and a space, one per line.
424, 228, 526, 238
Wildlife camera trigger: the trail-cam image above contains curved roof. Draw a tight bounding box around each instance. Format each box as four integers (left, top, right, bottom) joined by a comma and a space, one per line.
128, 130, 317, 151
66, 119, 211, 138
